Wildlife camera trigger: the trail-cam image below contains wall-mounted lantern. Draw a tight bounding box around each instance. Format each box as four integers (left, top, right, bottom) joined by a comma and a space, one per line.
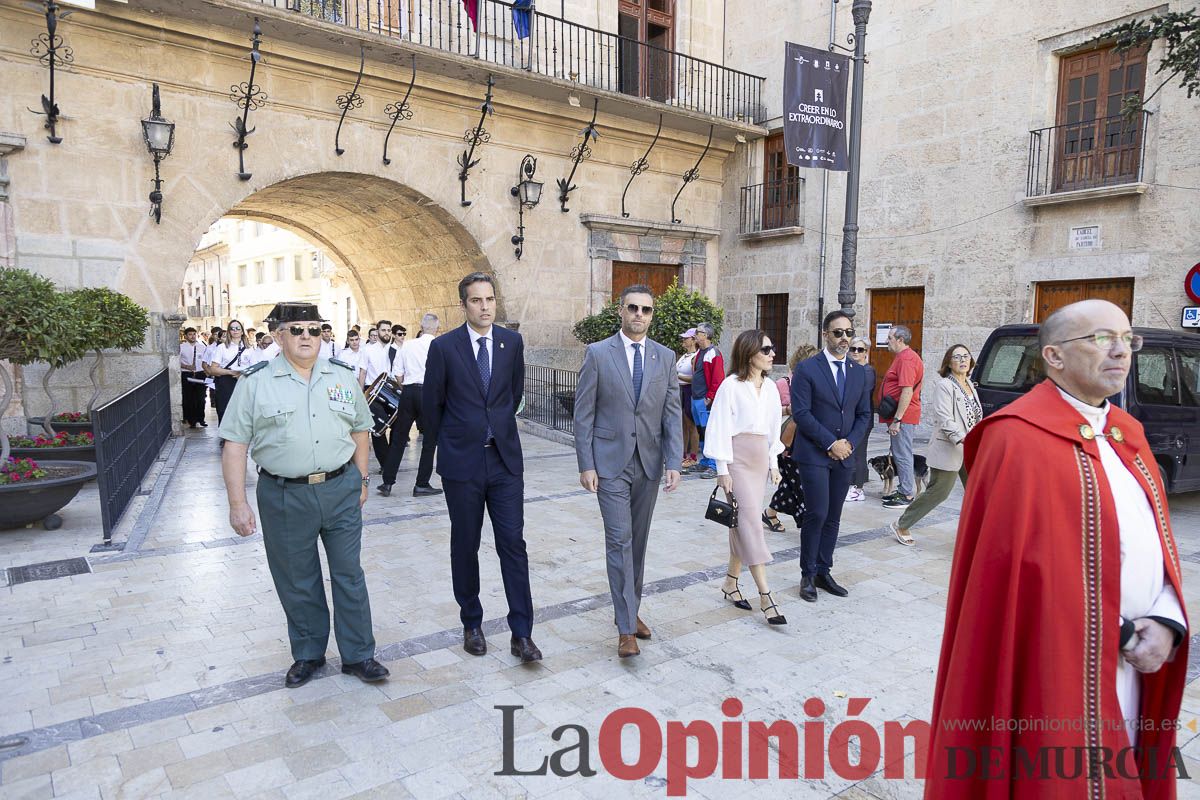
510, 155, 543, 260
141, 84, 175, 224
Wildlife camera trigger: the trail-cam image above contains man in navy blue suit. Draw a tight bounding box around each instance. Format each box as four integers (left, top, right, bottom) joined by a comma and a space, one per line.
423, 272, 541, 662
790, 310, 873, 603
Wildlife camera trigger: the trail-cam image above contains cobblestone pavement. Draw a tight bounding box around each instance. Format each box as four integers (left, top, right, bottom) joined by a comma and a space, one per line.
1, 417, 1198, 799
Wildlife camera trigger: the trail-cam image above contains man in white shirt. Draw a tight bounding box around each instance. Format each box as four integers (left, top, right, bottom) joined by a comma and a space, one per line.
201, 328, 222, 415
359, 319, 400, 466
572, 285, 682, 658
379, 314, 442, 497
318, 323, 336, 359
180, 327, 207, 428
337, 329, 363, 371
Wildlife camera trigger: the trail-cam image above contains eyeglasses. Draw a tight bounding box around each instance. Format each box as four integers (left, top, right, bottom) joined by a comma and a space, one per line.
827, 328, 855, 339
1056, 331, 1143, 352
849, 347, 867, 353
759, 346, 776, 355
625, 304, 654, 315
288, 325, 323, 337
950, 353, 972, 361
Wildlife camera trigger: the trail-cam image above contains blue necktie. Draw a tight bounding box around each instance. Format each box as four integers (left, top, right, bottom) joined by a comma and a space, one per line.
631, 343, 643, 404
477, 337, 493, 442
835, 359, 845, 403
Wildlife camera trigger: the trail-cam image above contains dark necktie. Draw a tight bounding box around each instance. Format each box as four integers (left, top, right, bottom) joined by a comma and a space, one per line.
631, 343, 643, 404
835, 359, 845, 402
477, 337, 493, 442
387, 345, 397, 369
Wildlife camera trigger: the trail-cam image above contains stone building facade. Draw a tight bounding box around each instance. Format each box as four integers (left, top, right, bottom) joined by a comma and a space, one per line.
718, 0, 1200, 386
0, 0, 760, 425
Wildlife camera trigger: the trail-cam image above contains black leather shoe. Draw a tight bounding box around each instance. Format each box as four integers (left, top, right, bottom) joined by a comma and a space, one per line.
412, 484, 443, 497
510, 637, 543, 663
377, 483, 392, 497
463, 627, 487, 656
341, 657, 390, 682
199, 421, 208, 427
814, 573, 849, 597
284, 657, 326, 688
799, 577, 818, 603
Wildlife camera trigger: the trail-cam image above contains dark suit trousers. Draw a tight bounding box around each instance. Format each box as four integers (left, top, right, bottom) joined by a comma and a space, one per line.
796, 462, 853, 577
381, 385, 435, 487
442, 446, 534, 637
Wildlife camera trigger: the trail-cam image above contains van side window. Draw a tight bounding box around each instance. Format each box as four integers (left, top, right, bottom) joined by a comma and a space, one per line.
1178, 349, 1200, 407
977, 337, 1042, 391
1134, 348, 1178, 405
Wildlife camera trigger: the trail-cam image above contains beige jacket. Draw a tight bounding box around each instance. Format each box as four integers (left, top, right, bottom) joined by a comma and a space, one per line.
924, 375, 981, 472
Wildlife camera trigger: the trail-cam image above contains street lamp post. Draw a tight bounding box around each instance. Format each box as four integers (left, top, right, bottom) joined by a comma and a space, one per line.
837, 0, 871, 320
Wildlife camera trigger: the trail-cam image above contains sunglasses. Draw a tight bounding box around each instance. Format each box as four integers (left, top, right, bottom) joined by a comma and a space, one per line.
827, 328, 855, 339
391, 329, 406, 336
849, 346, 867, 353
759, 346, 776, 355
288, 325, 323, 337
625, 304, 654, 315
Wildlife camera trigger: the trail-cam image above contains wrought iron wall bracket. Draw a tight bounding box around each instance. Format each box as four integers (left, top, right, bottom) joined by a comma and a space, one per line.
457, 74, 494, 207
28, 1, 74, 144
556, 98, 599, 213
334, 46, 366, 156
670, 125, 713, 224
382, 54, 417, 166
230, 19, 266, 181
621, 114, 661, 219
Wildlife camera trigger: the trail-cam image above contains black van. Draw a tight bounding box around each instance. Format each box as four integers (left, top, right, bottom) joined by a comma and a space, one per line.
972, 324, 1200, 494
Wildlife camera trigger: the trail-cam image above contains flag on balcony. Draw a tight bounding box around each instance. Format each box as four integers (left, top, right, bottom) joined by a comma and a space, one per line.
512, 0, 533, 39
462, 0, 478, 29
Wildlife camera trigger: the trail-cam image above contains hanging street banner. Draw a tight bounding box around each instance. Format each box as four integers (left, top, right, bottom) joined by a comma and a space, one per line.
783, 42, 850, 171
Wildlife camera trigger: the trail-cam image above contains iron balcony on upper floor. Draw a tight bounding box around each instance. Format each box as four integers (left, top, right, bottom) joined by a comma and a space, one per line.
253, 0, 765, 125
1025, 111, 1152, 202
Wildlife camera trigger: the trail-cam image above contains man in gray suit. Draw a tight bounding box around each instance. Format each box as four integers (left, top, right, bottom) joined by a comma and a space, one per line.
574, 285, 683, 658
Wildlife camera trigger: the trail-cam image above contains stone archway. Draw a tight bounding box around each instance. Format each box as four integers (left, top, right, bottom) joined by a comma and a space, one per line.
219, 172, 492, 327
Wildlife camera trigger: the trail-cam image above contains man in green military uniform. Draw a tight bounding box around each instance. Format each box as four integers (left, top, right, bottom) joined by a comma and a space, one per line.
219, 302, 390, 688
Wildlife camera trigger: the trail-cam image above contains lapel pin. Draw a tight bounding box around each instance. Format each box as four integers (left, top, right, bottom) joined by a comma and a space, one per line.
500, 342, 505, 349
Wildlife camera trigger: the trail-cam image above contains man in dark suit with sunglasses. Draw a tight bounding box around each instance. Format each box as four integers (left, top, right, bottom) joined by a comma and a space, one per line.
423, 272, 541, 663
789, 310, 873, 602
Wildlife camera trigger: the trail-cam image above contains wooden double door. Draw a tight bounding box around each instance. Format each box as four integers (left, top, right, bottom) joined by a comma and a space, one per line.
1034, 278, 1134, 323
868, 287, 925, 400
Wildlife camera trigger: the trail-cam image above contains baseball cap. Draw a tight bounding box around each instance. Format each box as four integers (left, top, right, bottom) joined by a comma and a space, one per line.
680, 328, 697, 338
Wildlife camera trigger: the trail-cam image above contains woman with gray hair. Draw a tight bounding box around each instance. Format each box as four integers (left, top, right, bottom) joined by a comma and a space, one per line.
846, 336, 875, 501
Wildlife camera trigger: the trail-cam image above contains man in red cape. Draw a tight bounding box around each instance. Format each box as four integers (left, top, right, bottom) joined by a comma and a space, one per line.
925, 301, 1188, 799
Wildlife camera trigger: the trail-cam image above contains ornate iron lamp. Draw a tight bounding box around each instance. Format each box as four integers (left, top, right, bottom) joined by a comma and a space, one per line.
141, 84, 175, 224
510, 155, 543, 260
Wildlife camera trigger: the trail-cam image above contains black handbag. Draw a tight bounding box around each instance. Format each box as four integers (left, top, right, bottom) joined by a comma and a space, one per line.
705, 486, 739, 529
877, 394, 898, 421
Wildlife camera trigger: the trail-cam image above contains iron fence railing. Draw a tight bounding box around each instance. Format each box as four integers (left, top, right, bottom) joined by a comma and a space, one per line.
258, 0, 765, 123
94, 368, 173, 544
1027, 111, 1151, 197
520, 364, 578, 435
739, 176, 805, 234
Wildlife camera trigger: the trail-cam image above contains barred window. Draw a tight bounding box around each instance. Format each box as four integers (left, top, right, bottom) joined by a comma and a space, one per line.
756, 293, 788, 366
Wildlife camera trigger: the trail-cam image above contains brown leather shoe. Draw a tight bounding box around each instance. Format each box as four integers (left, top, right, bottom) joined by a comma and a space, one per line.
618, 634, 640, 658
635, 617, 652, 640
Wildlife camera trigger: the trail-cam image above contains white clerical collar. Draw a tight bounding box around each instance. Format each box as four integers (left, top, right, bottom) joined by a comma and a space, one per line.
1055, 384, 1110, 429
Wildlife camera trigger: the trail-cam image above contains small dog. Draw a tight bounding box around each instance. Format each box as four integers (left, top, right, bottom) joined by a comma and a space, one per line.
868, 454, 928, 497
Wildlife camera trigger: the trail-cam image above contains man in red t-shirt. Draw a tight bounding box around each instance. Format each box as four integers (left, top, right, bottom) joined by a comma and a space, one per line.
879, 325, 924, 507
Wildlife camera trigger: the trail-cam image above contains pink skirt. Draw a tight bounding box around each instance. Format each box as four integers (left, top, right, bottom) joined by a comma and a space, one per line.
728, 433, 772, 567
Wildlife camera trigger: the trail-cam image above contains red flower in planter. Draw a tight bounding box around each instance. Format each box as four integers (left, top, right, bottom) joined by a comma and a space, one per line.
0, 456, 47, 485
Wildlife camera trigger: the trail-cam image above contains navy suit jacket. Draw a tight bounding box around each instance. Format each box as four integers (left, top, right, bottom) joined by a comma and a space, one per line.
423, 323, 524, 481
789, 352, 872, 469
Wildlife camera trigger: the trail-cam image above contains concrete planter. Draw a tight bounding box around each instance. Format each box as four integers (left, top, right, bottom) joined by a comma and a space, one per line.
0, 460, 97, 530
10, 444, 97, 464
26, 416, 93, 436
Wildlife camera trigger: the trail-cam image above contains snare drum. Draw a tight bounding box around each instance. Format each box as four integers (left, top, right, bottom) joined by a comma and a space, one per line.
365, 375, 402, 437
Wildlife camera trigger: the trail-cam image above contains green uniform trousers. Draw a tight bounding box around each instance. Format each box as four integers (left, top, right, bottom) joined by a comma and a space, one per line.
256, 466, 376, 663
896, 465, 968, 530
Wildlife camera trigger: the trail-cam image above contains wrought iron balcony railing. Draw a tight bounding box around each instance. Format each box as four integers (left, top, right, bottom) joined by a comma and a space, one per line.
739, 176, 804, 234
1027, 111, 1151, 197
258, 0, 765, 124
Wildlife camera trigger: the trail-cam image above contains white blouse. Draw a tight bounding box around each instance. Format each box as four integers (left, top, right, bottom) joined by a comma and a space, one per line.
211, 342, 255, 373
703, 377, 785, 475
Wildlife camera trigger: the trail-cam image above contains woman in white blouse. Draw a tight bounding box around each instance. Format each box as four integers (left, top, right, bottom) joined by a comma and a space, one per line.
704, 330, 787, 625
208, 319, 254, 426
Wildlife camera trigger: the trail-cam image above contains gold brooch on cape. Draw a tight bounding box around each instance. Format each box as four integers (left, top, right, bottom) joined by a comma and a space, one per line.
1079, 424, 1095, 440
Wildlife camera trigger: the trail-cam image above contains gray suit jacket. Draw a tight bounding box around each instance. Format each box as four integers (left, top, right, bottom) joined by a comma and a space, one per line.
924, 375, 981, 472
573, 333, 683, 480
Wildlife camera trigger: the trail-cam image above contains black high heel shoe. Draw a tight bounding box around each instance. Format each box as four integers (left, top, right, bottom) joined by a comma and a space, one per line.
721, 575, 752, 610
761, 510, 785, 533
759, 591, 787, 625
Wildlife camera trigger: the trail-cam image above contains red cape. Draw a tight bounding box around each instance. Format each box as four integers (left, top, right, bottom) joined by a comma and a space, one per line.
924, 380, 1188, 799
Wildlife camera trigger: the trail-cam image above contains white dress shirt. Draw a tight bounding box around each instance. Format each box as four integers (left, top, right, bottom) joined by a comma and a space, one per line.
212, 341, 255, 373
823, 348, 849, 386
319, 339, 336, 359
201, 342, 219, 367
1056, 387, 1186, 746
360, 340, 402, 385
337, 346, 363, 371
467, 325, 494, 373
398, 334, 434, 385
179, 341, 204, 372
703, 377, 786, 475
618, 330, 649, 376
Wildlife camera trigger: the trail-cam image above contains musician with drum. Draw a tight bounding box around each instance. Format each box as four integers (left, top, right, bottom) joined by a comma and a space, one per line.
359, 319, 403, 467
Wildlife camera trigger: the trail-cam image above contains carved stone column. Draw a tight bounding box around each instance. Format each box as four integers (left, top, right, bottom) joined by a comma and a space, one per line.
161, 313, 187, 436
0, 133, 27, 269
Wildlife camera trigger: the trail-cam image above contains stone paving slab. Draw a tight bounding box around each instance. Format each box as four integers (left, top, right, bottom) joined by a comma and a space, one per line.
1, 417, 1198, 799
